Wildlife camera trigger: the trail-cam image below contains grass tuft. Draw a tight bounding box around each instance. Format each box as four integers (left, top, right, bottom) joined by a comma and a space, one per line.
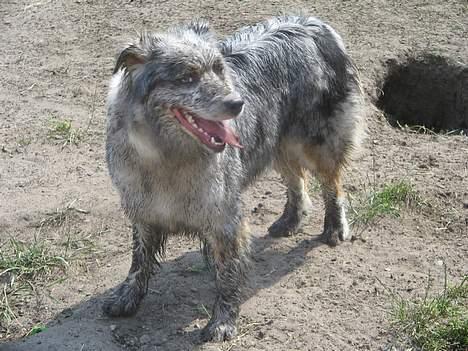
391, 276, 467, 351
349, 180, 421, 226
0, 230, 97, 335
0, 238, 70, 334
26, 324, 48, 336
0, 238, 69, 284
47, 118, 83, 146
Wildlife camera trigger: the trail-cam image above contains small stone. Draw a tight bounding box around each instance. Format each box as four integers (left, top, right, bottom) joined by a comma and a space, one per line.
435, 259, 444, 266
110, 324, 117, 331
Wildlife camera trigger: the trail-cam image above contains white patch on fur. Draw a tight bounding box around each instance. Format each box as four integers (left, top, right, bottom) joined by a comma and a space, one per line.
128, 126, 161, 163
107, 69, 124, 107
337, 196, 351, 240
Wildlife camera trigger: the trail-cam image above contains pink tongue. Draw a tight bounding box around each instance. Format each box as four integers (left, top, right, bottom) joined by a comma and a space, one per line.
195, 118, 243, 148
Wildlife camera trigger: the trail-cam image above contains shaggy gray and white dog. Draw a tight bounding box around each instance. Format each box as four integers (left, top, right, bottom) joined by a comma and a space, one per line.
104, 16, 364, 342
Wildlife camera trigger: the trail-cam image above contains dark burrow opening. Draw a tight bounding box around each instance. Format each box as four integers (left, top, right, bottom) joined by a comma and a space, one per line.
377, 54, 468, 134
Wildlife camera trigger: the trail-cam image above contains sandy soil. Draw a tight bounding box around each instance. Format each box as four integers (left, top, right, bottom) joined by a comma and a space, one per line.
0, 0, 467, 350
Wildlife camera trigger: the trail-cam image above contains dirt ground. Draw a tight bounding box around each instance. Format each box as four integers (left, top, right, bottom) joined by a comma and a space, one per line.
0, 0, 467, 350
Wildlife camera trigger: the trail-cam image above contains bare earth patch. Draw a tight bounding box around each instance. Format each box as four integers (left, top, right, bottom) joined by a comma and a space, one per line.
1, 0, 467, 350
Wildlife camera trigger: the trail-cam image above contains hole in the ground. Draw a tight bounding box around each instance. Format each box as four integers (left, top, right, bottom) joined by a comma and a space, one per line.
377, 54, 468, 134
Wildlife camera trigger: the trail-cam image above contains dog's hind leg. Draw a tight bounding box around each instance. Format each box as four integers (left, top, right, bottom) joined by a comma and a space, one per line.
201, 221, 250, 342
268, 153, 312, 237
102, 223, 165, 316
302, 145, 351, 246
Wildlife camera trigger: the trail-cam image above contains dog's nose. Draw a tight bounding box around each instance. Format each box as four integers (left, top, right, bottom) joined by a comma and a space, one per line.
223, 97, 244, 116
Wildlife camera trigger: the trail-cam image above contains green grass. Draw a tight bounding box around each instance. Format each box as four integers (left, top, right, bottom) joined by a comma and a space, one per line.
349, 180, 421, 226
0, 238, 69, 282
391, 276, 467, 351
0, 238, 70, 326
47, 118, 83, 146
0, 227, 97, 334
26, 324, 48, 336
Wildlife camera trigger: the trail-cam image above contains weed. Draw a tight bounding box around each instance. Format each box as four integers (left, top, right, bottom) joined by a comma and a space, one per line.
391, 276, 467, 351
0, 226, 97, 334
0, 238, 69, 283
26, 324, 48, 336
47, 118, 83, 146
348, 180, 421, 226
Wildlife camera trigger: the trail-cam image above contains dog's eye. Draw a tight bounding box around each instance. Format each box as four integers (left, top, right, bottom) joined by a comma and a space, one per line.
180, 73, 199, 84
213, 61, 224, 76
181, 76, 193, 83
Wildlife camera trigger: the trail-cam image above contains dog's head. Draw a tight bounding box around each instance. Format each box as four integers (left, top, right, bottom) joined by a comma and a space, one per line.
111, 20, 243, 154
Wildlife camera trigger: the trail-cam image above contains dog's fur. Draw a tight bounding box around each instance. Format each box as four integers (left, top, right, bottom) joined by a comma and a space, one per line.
104, 16, 364, 342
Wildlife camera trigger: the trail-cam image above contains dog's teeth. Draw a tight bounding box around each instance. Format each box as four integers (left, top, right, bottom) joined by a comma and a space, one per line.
198, 127, 204, 132
187, 115, 194, 123
210, 137, 216, 144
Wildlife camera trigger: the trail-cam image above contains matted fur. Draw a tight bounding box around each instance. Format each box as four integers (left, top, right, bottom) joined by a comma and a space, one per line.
104, 16, 364, 342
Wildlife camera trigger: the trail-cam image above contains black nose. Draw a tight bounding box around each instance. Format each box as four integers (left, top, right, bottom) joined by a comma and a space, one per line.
223, 98, 244, 116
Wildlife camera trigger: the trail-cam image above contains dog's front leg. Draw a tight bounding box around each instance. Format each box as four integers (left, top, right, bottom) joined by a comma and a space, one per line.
102, 223, 165, 317
201, 221, 250, 342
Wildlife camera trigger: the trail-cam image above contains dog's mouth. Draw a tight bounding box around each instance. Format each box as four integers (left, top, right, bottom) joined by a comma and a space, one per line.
170, 107, 243, 152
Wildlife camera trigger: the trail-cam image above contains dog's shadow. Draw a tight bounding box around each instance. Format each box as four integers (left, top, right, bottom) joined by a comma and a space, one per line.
2, 233, 324, 351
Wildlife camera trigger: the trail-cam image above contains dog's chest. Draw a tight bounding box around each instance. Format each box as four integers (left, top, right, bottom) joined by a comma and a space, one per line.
135, 167, 228, 230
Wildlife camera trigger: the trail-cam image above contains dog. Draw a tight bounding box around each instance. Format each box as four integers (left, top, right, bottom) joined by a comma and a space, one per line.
104, 15, 364, 342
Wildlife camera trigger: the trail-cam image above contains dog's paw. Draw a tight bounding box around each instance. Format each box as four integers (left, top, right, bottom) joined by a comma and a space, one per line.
268, 215, 303, 238
102, 282, 143, 317
200, 320, 237, 342
320, 228, 340, 246
321, 226, 350, 246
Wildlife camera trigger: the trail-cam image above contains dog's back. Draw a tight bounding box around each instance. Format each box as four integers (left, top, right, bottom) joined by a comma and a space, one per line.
219, 16, 363, 186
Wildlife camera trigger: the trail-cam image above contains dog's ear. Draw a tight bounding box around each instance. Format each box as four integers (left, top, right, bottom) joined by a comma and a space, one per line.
113, 44, 146, 74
